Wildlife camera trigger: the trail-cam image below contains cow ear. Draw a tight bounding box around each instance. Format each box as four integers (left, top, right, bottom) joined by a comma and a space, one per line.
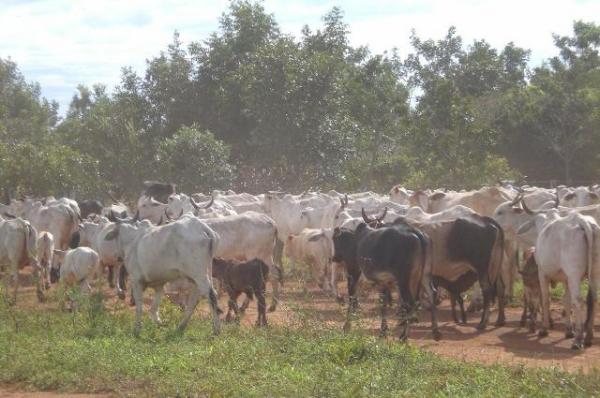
430, 192, 446, 201
394, 186, 400, 193
517, 220, 534, 235
105, 228, 119, 241
512, 207, 524, 214
590, 192, 599, 200
333, 227, 341, 237
564, 193, 575, 201
287, 235, 293, 241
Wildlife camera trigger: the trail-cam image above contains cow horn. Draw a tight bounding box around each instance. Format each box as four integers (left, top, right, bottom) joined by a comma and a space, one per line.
520, 198, 537, 215
133, 209, 140, 221
190, 195, 213, 211
553, 189, 560, 208
150, 196, 167, 205
509, 193, 522, 207
361, 208, 375, 223
377, 207, 388, 222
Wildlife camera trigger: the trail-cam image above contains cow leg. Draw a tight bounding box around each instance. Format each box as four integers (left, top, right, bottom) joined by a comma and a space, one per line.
1, 265, 15, 305
476, 278, 493, 330
538, 275, 551, 338
32, 263, 45, 302
502, 241, 518, 302
343, 269, 361, 332
520, 294, 528, 327
181, 277, 220, 335
423, 277, 441, 340
379, 289, 390, 337
10, 262, 19, 305
150, 286, 164, 325
117, 264, 127, 300
107, 265, 115, 289
457, 294, 467, 324
528, 301, 538, 333
268, 272, 280, 313
331, 261, 344, 304
567, 278, 585, 350
450, 294, 459, 324
584, 283, 596, 347
495, 278, 506, 327
563, 284, 574, 338
132, 281, 144, 337
256, 289, 267, 327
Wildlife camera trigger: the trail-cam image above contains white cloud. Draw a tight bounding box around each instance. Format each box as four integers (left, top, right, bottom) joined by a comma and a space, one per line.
0, 0, 598, 115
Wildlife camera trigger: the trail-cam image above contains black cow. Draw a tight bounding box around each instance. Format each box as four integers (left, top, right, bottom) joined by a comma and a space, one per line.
142, 181, 175, 203
212, 258, 270, 326
77, 200, 103, 219
392, 214, 505, 331
332, 222, 431, 341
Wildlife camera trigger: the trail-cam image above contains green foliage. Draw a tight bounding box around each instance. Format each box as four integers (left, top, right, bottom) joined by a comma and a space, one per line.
157, 125, 235, 193
1, 5, 599, 196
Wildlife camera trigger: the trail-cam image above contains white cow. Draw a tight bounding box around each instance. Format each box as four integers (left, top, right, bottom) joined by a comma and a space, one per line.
16, 199, 79, 258
560, 186, 600, 208
285, 228, 334, 291
36, 231, 54, 289
137, 195, 168, 225
0, 218, 39, 303
517, 210, 600, 349
202, 211, 282, 311
77, 219, 125, 296
53, 247, 101, 294
105, 216, 221, 335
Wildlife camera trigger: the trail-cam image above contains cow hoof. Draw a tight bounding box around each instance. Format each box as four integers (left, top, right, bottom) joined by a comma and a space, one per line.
475, 323, 486, 331
432, 329, 442, 341
538, 329, 548, 338
343, 322, 351, 332
117, 291, 126, 300
379, 329, 388, 338
268, 304, 277, 313
336, 295, 345, 305
565, 330, 575, 339
519, 319, 526, 327
571, 342, 584, 351
495, 319, 506, 328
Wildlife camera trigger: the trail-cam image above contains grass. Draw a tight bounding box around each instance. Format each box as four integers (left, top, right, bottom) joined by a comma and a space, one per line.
1, 290, 600, 397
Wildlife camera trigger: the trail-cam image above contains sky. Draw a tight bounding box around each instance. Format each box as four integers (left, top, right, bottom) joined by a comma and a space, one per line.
1, 0, 599, 115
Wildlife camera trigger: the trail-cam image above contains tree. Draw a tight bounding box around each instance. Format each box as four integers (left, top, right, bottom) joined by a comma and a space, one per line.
157, 125, 234, 193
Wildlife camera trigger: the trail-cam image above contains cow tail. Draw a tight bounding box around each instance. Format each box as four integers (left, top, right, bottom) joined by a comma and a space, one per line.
24, 221, 38, 266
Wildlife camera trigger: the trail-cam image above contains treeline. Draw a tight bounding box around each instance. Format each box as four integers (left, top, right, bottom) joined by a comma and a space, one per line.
1, 1, 599, 199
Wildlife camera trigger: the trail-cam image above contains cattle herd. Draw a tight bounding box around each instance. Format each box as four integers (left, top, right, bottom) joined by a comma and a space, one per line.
1, 181, 600, 350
